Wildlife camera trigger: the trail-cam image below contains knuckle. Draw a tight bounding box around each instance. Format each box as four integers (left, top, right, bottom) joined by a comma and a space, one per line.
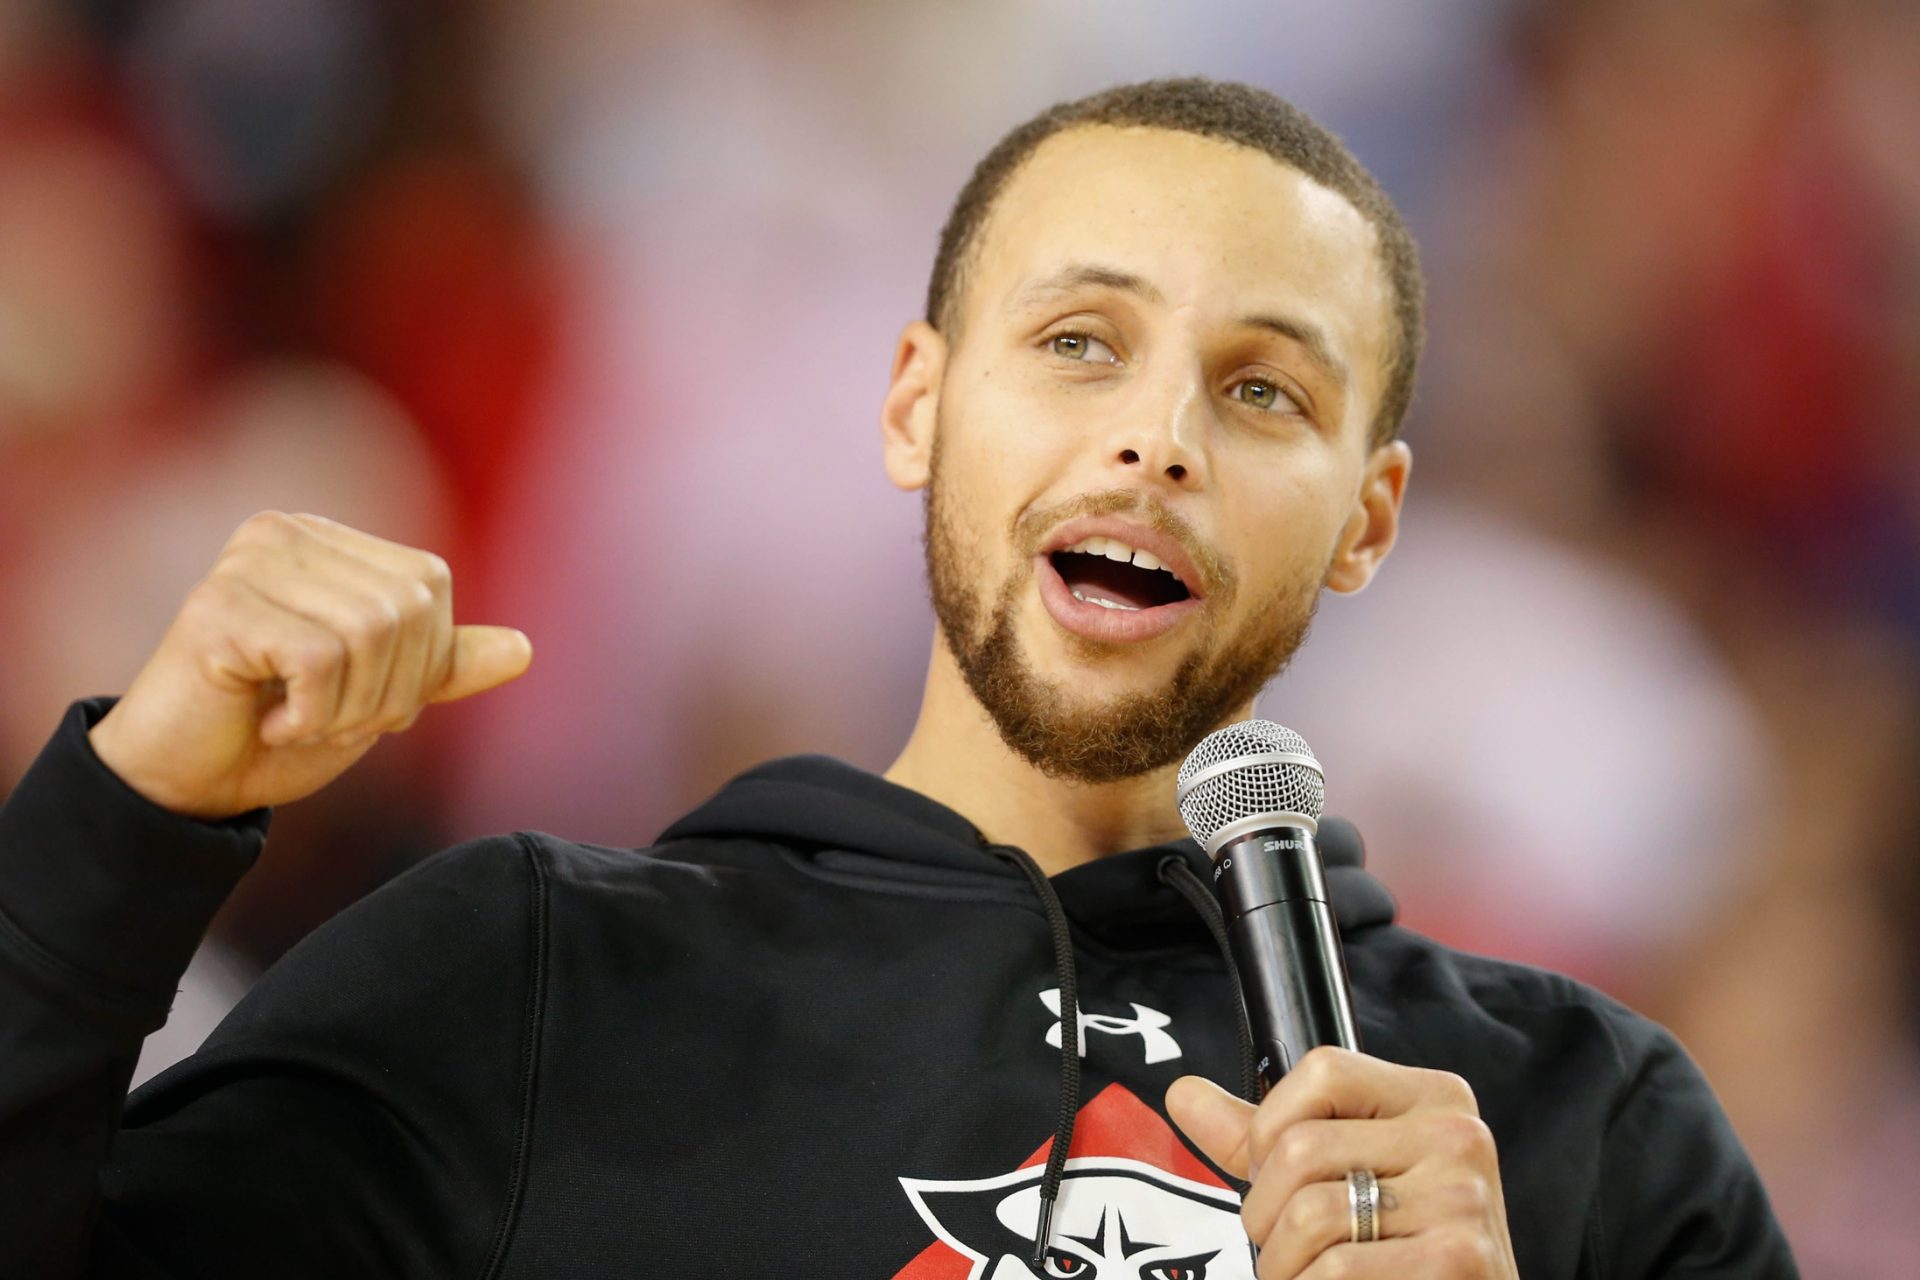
1277, 1185, 1320, 1239
1295, 1045, 1344, 1091
343, 596, 402, 645
1274, 1124, 1319, 1175
1433, 1111, 1495, 1161
415, 551, 452, 593
289, 632, 346, 677
400, 579, 436, 615
209, 540, 267, 582
181, 574, 239, 620
234, 509, 298, 546
1317, 1246, 1360, 1280
1431, 1069, 1479, 1112
1433, 1227, 1494, 1275
1441, 1172, 1491, 1216
1247, 1107, 1288, 1166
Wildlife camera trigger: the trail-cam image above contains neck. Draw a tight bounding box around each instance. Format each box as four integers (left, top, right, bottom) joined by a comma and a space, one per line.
883, 637, 1247, 877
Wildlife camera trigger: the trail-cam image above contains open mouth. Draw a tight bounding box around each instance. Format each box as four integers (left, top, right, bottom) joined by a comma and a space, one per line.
1047, 536, 1194, 612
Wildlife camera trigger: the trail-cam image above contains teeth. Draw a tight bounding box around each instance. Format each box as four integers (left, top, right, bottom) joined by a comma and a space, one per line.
1057, 535, 1189, 592
1061, 535, 1173, 576
1069, 588, 1141, 612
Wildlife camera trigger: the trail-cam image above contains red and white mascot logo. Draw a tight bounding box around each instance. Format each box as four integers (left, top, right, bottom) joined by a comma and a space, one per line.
893, 1084, 1253, 1280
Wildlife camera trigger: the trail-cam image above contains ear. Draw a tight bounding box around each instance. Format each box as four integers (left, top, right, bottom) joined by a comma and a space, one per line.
1325, 441, 1412, 595
881, 320, 947, 492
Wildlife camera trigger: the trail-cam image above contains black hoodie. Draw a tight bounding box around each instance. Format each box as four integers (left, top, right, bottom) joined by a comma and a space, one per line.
1, 699, 1795, 1277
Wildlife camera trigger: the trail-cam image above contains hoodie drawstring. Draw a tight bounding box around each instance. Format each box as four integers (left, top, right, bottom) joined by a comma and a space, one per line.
994, 844, 1264, 1259
1158, 854, 1260, 1200
1158, 854, 1261, 1106
990, 844, 1080, 1272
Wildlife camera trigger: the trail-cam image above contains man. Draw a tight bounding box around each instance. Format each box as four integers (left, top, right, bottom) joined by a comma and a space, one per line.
0, 79, 1793, 1277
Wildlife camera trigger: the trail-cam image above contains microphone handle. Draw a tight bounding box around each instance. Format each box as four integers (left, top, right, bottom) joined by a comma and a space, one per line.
1212, 825, 1359, 1090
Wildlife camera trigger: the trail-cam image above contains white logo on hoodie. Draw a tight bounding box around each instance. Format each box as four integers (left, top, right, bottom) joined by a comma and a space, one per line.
893, 1084, 1251, 1280
1041, 988, 1182, 1064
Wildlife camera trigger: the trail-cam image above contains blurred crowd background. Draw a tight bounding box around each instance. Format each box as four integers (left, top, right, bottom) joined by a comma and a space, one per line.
2, 0, 1916, 1270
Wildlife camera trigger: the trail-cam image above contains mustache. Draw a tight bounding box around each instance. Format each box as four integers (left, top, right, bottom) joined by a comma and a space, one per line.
1012, 489, 1235, 601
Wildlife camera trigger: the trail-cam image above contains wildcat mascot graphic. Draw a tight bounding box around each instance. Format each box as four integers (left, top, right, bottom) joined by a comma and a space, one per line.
892, 1084, 1254, 1279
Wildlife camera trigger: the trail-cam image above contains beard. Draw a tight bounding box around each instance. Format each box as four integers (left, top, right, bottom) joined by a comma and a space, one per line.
922, 436, 1324, 785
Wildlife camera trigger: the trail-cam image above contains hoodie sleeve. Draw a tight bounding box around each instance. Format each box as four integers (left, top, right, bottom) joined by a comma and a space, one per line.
1589, 1020, 1799, 1278
0, 701, 542, 1278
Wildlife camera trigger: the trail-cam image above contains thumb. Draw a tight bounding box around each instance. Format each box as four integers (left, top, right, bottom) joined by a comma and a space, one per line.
1166, 1075, 1258, 1180
431, 626, 534, 704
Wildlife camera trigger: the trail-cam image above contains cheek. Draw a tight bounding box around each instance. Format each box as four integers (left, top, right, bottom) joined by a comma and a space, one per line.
1222, 467, 1352, 593
942, 365, 1082, 506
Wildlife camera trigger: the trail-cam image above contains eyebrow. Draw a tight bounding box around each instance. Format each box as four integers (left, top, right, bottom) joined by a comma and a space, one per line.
1012, 262, 1165, 308
1240, 312, 1349, 393
1010, 261, 1349, 392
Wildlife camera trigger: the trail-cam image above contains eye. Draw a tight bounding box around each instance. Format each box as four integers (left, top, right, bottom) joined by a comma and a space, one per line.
1141, 1251, 1216, 1279
1047, 330, 1120, 365
1228, 376, 1304, 414
1045, 1247, 1099, 1278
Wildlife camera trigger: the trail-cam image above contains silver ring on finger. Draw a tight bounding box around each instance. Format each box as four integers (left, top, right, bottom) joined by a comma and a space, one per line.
1347, 1168, 1381, 1243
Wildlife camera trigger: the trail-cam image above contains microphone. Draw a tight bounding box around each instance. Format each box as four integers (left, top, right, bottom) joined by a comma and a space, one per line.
1176, 720, 1358, 1089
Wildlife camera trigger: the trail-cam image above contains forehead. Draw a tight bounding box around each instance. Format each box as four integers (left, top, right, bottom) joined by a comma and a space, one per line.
967, 124, 1392, 398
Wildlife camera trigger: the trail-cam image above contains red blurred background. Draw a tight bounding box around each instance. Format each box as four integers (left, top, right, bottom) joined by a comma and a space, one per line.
2, 1, 1915, 1269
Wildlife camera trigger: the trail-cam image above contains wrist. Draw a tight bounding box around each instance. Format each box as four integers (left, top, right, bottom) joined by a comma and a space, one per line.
85, 712, 208, 819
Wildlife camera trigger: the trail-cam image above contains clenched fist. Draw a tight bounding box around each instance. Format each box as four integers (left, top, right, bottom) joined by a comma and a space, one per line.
87, 511, 532, 821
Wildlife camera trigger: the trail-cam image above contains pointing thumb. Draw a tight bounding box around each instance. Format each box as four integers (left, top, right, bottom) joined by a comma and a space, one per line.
1166, 1075, 1258, 1181
432, 626, 534, 704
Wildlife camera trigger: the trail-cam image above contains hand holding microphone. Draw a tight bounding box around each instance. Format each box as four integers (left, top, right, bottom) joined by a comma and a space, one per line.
1165, 720, 1519, 1278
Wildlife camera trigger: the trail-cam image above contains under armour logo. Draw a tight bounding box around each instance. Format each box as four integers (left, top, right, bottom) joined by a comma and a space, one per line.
1040, 988, 1183, 1064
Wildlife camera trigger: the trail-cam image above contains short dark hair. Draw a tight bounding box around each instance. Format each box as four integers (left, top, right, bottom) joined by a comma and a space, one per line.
925, 77, 1424, 444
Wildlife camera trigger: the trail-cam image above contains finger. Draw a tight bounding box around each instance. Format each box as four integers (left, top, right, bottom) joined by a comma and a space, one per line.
1240, 1117, 1427, 1242
204, 580, 350, 746
1289, 1233, 1482, 1280
428, 625, 533, 704
282, 515, 458, 730
236, 513, 462, 732
1254, 1161, 1499, 1277
1253, 1174, 1383, 1278
367, 569, 450, 738
1248, 1048, 1477, 1174
287, 512, 455, 588
1167, 1075, 1258, 1180
236, 548, 413, 737
405, 575, 459, 719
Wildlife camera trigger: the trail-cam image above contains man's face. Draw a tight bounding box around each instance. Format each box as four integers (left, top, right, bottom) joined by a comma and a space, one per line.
901, 125, 1400, 783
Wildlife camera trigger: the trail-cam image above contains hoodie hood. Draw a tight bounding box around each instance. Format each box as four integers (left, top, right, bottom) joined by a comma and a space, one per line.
660, 752, 1412, 1260
658, 754, 1398, 948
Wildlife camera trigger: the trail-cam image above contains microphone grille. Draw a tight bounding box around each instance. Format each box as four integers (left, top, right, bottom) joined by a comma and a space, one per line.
1176, 720, 1325, 851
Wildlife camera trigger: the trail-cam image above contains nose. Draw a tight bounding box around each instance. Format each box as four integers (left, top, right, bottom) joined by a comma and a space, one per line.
1110, 374, 1206, 488
1117, 445, 1188, 483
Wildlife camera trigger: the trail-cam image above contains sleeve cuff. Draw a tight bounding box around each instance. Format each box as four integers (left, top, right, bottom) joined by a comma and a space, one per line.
0, 698, 268, 1016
